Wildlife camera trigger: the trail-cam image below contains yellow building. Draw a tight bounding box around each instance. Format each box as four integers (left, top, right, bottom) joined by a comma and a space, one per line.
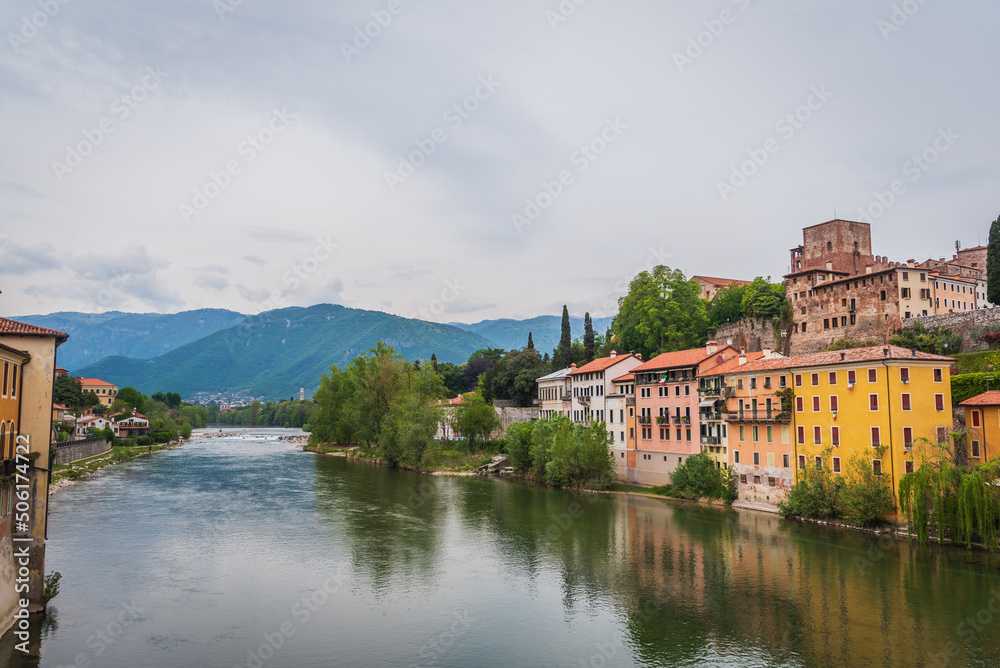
959, 391, 1000, 463
0, 317, 69, 636
80, 377, 119, 406
727, 345, 954, 510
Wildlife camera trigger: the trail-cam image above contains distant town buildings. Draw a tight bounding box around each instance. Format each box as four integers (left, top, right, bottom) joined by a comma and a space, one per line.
79, 377, 119, 406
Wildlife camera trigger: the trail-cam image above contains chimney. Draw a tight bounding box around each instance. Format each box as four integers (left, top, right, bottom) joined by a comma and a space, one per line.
706, 340, 718, 355
912, 348, 917, 357
883, 348, 889, 357
635, 353, 642, 360
739, 351, 748, 366
570, 363, 577, 370
866, 265, 873, 274
840, 352, 846, 361
609, 350, 617, 358
826, 261, 833, 271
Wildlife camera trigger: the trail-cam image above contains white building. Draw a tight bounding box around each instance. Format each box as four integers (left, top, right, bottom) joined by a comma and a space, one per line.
569, 351, 643, 443
536, 367, 572, 419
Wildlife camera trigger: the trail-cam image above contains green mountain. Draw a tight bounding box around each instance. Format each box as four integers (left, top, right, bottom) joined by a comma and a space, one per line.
451, 315, 615, 353
74, 304, 496, 400
8, 309, 247, 372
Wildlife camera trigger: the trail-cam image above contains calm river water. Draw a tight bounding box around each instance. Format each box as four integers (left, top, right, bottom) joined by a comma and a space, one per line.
2, 429, 1000, 667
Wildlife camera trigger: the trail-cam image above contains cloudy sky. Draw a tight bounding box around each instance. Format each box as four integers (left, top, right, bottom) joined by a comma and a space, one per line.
1, 0, 997, 323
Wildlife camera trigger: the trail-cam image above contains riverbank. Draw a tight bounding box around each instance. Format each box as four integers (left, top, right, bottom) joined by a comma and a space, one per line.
49, 442, 183, 494
302, 439, 499, 474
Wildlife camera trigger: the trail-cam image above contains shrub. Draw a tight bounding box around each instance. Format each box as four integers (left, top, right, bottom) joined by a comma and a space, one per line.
839, 447, 895, 527
504, 422, 533, 473
669, 452, 731, 501
778, 453, 841, 520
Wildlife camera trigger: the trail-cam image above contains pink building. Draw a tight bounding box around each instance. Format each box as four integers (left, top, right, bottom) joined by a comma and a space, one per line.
629, 342, 738, 485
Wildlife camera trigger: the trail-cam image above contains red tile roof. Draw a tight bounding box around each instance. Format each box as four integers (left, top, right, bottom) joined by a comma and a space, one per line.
960, 392, 1000, 407
701, 351, 767, 376
0, 317, 69, 342
632, 347, 722, 372
569, 353, 639, 376
612, 372, 635, 383
79, 378, 117, 388
732, 346, 953, 374
693, 276, 750, 288
53, 403, 69, 410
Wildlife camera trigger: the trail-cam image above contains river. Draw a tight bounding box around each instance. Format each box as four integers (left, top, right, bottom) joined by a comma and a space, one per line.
2, 429, 999, 667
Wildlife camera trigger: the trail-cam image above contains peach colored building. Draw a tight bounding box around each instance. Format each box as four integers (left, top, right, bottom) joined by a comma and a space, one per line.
80, 377, 119, 406
628, 342, 739, 485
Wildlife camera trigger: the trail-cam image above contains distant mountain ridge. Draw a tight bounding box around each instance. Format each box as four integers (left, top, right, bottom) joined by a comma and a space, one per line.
7, 309, 248, 372
74, 304, 497, 400
450, 315, 615, 353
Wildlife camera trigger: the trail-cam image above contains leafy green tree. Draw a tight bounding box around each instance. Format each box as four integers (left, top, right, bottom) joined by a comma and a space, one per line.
116, 386, 146, 413
742, 277, 787, 320
348, 342, 411, 445
469, 348, 505, 364
670, 452, 732, 500
706, 284, 748, 330
53, 375, 83, 411
988, 214, 1000, 305
310, 366, 359, 445
778, 449, 841, 520
890, 321, 962, 355
545, 420, 615, 488
583, 313, 595, 363
613, 266, 708, 359
453, 389, 499, 448
839, 446, 895, 527
504, 421, 534, 472
436, 362, 465, 397
151, 392, 166, 404
377, 392, 441, 467
480, 347, 549, 406
164, 392, 182, 410
553, 305, 572, 369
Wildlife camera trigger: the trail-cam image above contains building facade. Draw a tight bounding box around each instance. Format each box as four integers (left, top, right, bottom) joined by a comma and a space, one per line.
726, 345, 954, 511
607, 372, 637, 481
80, 377, 119, 406
536, 367, 572, 419
959, 391, 1000, 464
0, 317, 69, 639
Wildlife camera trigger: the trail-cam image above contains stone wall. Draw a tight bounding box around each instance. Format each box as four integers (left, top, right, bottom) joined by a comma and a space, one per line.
53, 437, 110, 466
902, 307, 1000, 352
711, 318, 786, 355
494, 406, 540, 433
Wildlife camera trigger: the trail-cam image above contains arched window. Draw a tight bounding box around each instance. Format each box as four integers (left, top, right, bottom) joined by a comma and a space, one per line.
827, 241, 833, 251
0, 422, 5, 459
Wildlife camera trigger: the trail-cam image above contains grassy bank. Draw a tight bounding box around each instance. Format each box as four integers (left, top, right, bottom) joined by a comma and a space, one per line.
52, 444, 177, 484
308, 439, 500, 474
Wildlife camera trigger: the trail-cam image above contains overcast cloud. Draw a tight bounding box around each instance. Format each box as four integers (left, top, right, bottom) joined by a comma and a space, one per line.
1, 0, 997, 321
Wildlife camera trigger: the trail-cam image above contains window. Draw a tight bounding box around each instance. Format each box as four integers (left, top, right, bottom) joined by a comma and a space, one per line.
814, 426, 822, 445
848, 370, 857, 385
900, 368, 910, 383
871, 427, 881, 447
903, 427, 913, 449
869, 394, 879, 411
752, 426, 759, 442
873, 460, 882, 475
824, 318, 830, 330
934, 368, 943, 383
753, 475, 761, 485
783, 454, 790, 468
937, 426, 948, 443
902, 394, 912, 411
734, 451, 740, 464
972, 410, 981, 427
766, 426, 773, 443
815, 456, 823, 470
739, 425, 745, 441
737, 378, 744, 390
830, 396, 838, 412
798, 455, 806, 469
829, 372, 837, 385
811, 373, 819, 386
868, 369, 877, 383
796, 397, 804, 412
812, 396, 820, 412
740, 474, 748, 484
750, 377, 757, 389
880, 290, 887, 301
753, 452, 760, 466
795, 374, 802, 387
833, 457, 842, 473
935, 394, 945, 411
779, 376, 787, 389
972, 441, 981, 458
902, 287, 911, 298
831, 426, 840, 446
768, 477, 776, 487
797, 426, 804, 444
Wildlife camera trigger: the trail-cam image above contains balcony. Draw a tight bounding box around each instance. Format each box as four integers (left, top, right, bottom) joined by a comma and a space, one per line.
655, 415, 668, 425
701, 411, 723, 422
701, 436, 722, 446
725, 411, 791, 424
560, 395, 572, 403
674, 415, 690, 425
578, 395, 590, 405
638, 416, 652, 426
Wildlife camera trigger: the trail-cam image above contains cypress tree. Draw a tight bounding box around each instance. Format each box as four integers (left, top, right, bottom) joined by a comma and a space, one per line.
988, 214, 1000, 305
583, 313, 595, 362
527, 332, 534, 350
430, 353, 438, 371
557, 305, 572, 368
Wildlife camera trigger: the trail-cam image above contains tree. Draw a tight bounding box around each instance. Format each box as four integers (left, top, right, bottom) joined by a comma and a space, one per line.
462, 357, 495, 392
480, 347, 549, 407
989, 214, 1000, 305
742, 277, 787, 321
613, 266, 708, 360
310, 366, 359, 445
583, 313, 595, 363
53, 375, 83, 411
554, 305, 572, 369
707, 284, 748, 330
469, 348, 505, 364
164, 392, 182, 410
453, 389, 499, 448
81, 390, 101, 411
430, 353, 438, 371
116, 386, 146, 413
527, 332, 534, 350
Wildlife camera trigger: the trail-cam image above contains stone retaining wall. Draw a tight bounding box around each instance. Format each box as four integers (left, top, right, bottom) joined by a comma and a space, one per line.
53, 437, 110, 466
901, 307, 1000, 352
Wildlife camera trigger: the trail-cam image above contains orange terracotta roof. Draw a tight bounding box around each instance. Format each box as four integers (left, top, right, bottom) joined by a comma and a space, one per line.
0, 317, 69, 342
693, 276, 750, 287
79, 378, 117, 387
612, 372, 635, 383
438, 391, 476, 406
701, 351, 767, 376
632, 347, 723, 372
53, 403, 69, 410
731, 346, 953, 374
569, 354, 638, 376
960, 392, 1000, 407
